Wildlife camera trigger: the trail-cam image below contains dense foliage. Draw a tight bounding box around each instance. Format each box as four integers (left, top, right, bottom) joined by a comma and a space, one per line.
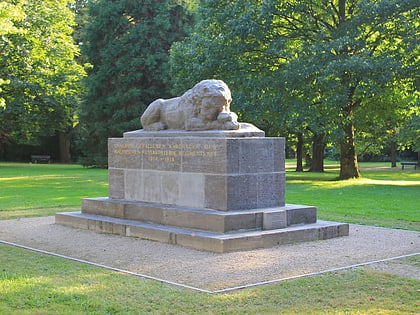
0, 0, 86, 160
170, 0, 419, 178
78, 0, 193, 166
0, 0, 418, 169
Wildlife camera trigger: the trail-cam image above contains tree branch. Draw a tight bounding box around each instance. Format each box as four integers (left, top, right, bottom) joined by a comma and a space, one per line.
329, 1, 339, 26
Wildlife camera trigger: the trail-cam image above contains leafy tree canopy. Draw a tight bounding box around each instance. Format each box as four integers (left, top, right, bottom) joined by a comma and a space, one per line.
170, 0, 419, 178
79, 0, 193, 166
0, 0, 86, 149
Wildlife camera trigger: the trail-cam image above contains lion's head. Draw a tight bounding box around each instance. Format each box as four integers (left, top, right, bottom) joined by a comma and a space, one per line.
182, 80, 233, 121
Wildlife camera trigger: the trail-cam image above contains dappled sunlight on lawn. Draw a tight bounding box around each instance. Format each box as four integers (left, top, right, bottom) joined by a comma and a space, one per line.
304, 177, 420, 189
286, 161, 420, 190
0, 175, 61, 181
355, 178, 420, 186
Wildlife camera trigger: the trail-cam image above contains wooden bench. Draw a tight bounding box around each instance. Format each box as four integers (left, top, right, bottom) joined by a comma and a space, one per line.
31, 155, 51, 164
401, 161, 418, 170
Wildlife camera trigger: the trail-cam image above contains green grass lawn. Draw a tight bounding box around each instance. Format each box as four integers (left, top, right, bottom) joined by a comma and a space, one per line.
0, 161, 419, 314
0, 163, 108, 219
285, 160, 420, 231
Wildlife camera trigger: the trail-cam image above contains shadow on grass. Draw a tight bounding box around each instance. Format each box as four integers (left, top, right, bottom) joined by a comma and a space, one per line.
286, 171, 341, 182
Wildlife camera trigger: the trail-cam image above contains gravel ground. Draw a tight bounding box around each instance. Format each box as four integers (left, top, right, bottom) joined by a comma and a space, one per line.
0, 216, 419, 292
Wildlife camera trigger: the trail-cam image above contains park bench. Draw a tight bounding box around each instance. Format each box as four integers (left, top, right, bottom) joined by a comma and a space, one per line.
401, 161, 418, 170
31, 155, 51, 164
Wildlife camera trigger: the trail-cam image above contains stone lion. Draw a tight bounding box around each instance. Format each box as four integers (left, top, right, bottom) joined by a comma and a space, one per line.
140, 79, 240, 131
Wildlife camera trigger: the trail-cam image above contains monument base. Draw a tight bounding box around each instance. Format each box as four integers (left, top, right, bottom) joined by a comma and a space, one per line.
56, 199, 349, 253
56, 128, 348, 252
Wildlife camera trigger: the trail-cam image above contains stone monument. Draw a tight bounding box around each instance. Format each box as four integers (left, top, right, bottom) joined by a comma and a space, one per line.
56, 80, 348, 252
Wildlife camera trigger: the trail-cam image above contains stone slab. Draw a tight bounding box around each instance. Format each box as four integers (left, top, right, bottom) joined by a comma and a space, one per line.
81, 197, 316, 233
123, 123, 265, 138
55, 211, 349, 253
263, 210, 287, 229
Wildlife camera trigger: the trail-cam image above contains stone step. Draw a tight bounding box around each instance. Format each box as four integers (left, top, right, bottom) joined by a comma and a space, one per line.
81, 197, 317, 233
56, 211, 349, 253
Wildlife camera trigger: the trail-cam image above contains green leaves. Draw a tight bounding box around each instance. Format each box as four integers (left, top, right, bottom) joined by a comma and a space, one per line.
0, 0, 86, 146
79, 0, 193, 166
170, 0, 419, 177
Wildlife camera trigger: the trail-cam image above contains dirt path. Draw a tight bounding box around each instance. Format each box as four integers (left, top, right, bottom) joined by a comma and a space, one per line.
0, 216, 419, 292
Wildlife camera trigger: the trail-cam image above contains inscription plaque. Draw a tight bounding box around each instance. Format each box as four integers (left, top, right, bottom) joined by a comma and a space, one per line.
263, 211, 287, 229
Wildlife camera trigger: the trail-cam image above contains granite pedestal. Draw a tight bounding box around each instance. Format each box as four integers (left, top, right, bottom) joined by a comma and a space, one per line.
56, 125, 348, 252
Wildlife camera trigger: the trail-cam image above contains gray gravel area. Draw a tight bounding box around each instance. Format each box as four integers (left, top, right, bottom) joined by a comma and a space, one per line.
0, 216, 419, 291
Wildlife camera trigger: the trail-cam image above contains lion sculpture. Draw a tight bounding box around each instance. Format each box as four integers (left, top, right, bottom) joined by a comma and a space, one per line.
140, 80, 240, 131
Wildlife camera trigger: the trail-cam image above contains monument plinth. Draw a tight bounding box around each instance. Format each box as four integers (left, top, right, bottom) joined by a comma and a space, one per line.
109, 125, 283, 211
56, 126, 348, 252
56, 80, 348, 252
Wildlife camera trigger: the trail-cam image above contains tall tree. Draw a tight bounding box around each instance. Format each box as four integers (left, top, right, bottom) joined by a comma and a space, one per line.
54, 0, 91, 163
170, 0, 419, 179
280, 0, 419, 178
0, 1, 25, 153
0, 0, 85, 160
79, 0, 193, 166
398, 103, 420, 163
354, 85, 418, 165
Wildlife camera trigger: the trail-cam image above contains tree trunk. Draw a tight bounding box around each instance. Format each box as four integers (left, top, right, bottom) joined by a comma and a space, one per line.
309, 133, 325, 172
340, 123, 360, 179
58, 130, 72, 163
305, 153, 312, 169
390, 141, 397, 168
338, 0, 346, 23
296, 132, 304, 172
0, 142, 4, 160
